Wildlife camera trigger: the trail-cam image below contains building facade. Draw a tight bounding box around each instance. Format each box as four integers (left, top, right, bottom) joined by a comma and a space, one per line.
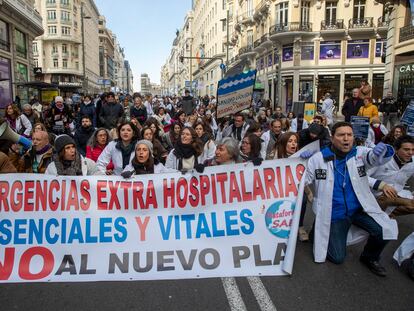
34, 0, 85, 96
191, 1, 227, 97
98, 15, 114, 92
229, 0, 388, 111
140, 73, 151, 94
0, 0, 43, 107
379, 0, 414, 110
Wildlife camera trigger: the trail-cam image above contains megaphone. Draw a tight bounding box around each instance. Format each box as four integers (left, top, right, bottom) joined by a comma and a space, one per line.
0, 122, 32, 150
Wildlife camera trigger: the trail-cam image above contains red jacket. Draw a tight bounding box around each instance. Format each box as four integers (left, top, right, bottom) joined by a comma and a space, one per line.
86, 145, 114, 170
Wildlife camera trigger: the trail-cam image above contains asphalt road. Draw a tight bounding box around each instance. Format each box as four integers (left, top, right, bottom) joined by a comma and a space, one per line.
0, 210, 412, 311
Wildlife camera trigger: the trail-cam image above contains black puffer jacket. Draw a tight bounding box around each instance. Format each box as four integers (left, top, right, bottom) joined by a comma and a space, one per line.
99, 102, 123, 129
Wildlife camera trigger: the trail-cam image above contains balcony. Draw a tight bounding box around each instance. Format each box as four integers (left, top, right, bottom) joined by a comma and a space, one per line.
377, 16, 389, 28
238, 44, 256, 59
321, 19, 344, 31
46, 1, 57, 8
0, 38, 10, 52
3, 0, 43, 35
270, 22, 312, 39
253, 0, 271, 22
61, 19, 72, 25
240, 10, 255, 26
349, 17, 374, 29
400, 25, 414, 43
254, 38, 261, 49
47, 18, 57, 24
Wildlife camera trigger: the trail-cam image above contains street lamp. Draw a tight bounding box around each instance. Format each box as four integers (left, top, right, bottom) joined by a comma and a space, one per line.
81, 4, 91, 94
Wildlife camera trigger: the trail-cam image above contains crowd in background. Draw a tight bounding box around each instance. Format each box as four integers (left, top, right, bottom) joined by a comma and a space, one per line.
0, 86, 413, 281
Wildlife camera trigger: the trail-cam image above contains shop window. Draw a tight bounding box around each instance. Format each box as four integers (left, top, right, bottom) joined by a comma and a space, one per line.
0, 56, 13, 108
15, 29, 27, 58
0, 20, 9, 52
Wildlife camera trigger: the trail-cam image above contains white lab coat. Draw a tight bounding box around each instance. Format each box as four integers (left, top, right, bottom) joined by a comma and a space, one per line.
290, 118, 309, 133
322, 98, 334, 125
368, 156, 414, 197
45, 156, 102, 176
394, 232, 414, 265
96, 141, 136, 175
305, 146, 398, 263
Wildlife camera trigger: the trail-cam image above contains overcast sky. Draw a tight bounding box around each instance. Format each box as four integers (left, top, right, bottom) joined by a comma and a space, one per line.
95, 0, 190, 91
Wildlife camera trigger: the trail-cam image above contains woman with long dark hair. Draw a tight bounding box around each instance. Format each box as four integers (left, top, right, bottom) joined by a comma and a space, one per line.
96, 121, 140, 175
193, 121, 216, 164
141, 126, 168, 163
382, 125, 406, 146
163, 122, 182, 152
4, 103, 32, 137
269, 132, 299, 159
165, 126, 204, 172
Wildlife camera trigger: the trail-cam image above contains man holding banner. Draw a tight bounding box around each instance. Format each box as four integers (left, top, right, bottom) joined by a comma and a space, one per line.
306, 122, 398, 276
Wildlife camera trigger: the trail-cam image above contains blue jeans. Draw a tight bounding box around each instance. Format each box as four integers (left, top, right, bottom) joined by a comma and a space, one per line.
327, 210, 388, 264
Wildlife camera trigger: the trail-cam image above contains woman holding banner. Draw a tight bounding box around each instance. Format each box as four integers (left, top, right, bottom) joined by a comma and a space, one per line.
121, 140, 174, 177
96, 121, 140, 175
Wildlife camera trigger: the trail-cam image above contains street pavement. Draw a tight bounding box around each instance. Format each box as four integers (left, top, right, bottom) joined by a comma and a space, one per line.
0, 211, 412, 311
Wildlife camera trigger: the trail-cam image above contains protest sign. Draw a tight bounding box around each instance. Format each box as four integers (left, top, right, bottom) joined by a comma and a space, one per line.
304, 103, 316, 123
400, 101, 414, 126
217, 70, 256, 118
351, 116, 370, 139
0, 158, 306, 283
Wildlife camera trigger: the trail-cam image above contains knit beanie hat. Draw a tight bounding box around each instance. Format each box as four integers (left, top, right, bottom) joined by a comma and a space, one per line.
309, 123, 323, 136
135, 139, 153, 157
54, 134, 75, 153
55, 96, 63, 102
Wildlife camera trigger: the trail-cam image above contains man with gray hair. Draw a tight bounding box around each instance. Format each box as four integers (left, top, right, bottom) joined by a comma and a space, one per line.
342, 88, 364, 122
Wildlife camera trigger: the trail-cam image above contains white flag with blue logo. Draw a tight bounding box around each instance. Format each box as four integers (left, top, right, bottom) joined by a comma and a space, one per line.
217, 70, 257, 118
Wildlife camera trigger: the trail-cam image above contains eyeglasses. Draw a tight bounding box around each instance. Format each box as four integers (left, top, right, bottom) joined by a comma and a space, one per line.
241, 141, 250, 145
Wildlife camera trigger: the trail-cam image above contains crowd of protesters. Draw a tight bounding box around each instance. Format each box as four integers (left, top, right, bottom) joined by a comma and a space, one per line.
0, 88, 413, 281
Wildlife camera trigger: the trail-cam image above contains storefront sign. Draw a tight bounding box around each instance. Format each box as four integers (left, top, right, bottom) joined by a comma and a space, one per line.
0, 159, 306, 283
41, 90, 59, 105
320, 41, 341, 59
347, 40, 369, 59
282, 45, 293, 62
399, 64, 414, 73
59, 81, 82, 87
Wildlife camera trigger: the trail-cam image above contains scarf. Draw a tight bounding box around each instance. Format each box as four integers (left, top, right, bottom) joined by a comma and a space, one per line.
53, 153, 83, 176
131, 157, 155, 175
116, 140, 136, 169
35, 144, 52, 155
174, 140, 198, 171
200, 133, 210, 145
266, 131, 280, 157
232, 125, 243, 141
371, 125, 383, 144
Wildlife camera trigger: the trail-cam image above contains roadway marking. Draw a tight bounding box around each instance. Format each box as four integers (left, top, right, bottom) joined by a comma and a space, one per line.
247, 276, 277, 311
221, 277, 247, 311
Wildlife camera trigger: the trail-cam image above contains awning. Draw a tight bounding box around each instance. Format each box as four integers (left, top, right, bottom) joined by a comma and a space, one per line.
16, 81, 59, 89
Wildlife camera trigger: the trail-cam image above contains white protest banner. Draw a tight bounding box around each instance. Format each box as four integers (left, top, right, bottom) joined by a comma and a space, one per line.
217, 70, 256, 118
0, 158, 306, 283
